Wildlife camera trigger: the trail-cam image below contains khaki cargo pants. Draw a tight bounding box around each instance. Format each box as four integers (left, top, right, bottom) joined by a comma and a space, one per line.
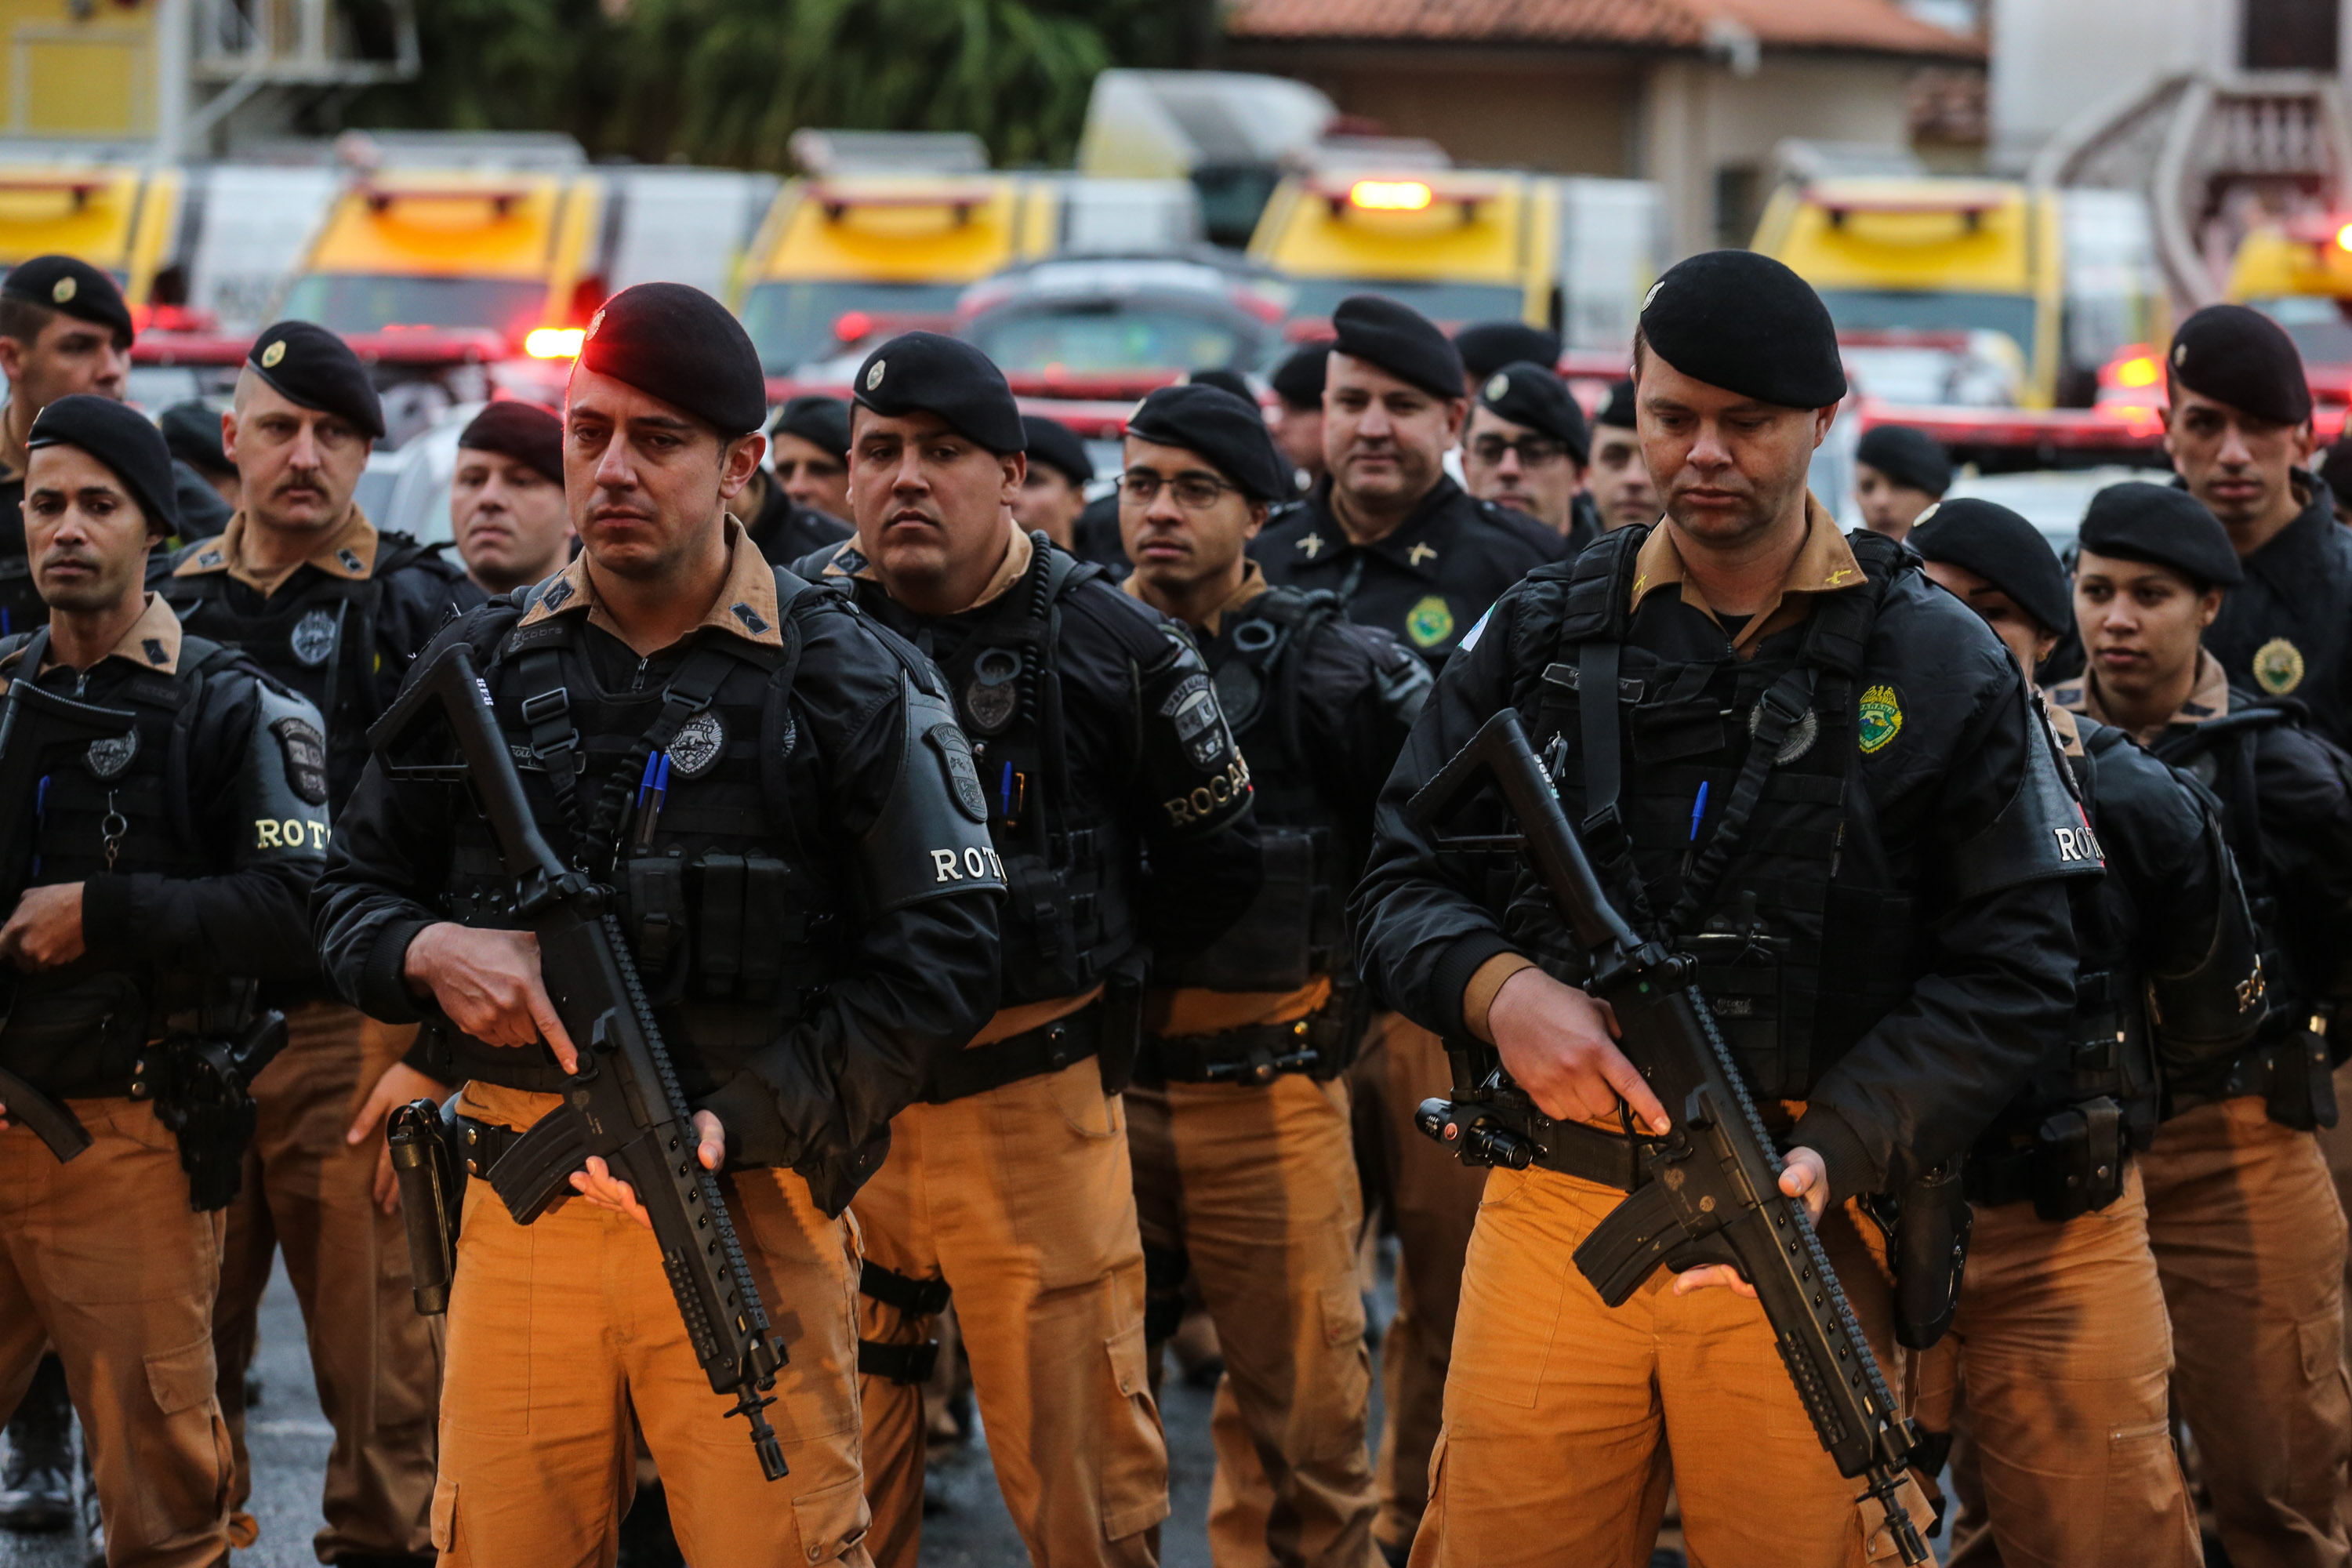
1, 1097, 230, 1568
853, 1055, 1170, 1568
1127, 1070, 1380, 1568
432, 1082, 873, 1567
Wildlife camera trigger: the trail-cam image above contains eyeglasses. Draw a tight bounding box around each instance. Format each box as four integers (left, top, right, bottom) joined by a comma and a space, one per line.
1118, 471, 1239, 510
1470, 435, 1572, 469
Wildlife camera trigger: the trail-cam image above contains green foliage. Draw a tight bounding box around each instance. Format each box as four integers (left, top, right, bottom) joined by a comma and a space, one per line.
345, 0, 1201, 168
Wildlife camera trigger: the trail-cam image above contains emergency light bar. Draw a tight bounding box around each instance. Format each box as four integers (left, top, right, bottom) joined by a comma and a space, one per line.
807, 181, 996, 224
1308, 173, 1501, 223
1351, 180, 1433, 212
358, 182, 534, 216
0, 175, 111, 210
524, 327, 583, 359
1813, 183, 2009, 234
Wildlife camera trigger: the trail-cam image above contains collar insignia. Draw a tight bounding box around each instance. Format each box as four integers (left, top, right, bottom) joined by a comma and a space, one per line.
336, 547, 364, 573
1406, 542, 1438, 568
142, 637, 166, 665
731, 602, 769, 634
1297, 531, 1324, 558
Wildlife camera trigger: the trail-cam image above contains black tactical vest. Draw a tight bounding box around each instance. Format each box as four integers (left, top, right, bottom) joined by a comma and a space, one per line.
0, 628, 259, 1094
158, 532, 451, 811
422, 575, 852, 1098
2044, 720, 2160, 1148
1519, 526, 1918, 1100
1158, 586, 1349, 993
928, 540, 1137, 1004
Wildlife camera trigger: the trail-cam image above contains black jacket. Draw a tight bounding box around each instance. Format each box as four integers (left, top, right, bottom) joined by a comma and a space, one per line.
1251, 475, 1566, 672
2203, 472, 2352, 753
739, 474, 851, 568
1352, 530, 2084, 1200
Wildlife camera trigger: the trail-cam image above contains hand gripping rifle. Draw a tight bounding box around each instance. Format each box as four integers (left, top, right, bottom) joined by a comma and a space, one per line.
370, 643, 790, 1480
1409, 710, 1929, 1563
0, 673, 140, 1163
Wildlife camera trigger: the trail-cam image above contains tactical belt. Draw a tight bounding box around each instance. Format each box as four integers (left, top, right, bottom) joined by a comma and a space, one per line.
1962, 1145, 2045, 1210
452, 1114, 527, 1180
924, 1002, 1103, 1105
1134, 1007, 1347, 1087
1471, 1097, 1646, 1191
857, 1261, 952, 1386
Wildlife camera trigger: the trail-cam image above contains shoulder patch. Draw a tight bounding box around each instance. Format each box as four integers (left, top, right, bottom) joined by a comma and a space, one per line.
1456, 605, 1493, 654
1858, 683, 1904, 755
1406, 595, 1456, 649
2254, 637, 2306, 695
272, 716, 329, 806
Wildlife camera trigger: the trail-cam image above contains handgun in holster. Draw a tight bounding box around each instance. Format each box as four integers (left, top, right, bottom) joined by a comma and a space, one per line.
2225, 1015, 2338, 1132
388, 1095, 465, 1316
1862, 1159, 1973, 1351
132, 1006, 289, 1212
1097, 952, 1151, 1096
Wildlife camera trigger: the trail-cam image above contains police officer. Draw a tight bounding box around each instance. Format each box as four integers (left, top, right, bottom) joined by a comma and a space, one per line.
1269, 343, 1331, 493
768, 393, 855, 524
1014, 412, 1094, 550
1459, 360, 1598, 550
0, 258, 232, 640
1254, 296, 1566, 673
1450, 321, 1560, 394
1117, 382, 1431, 1567
800, 330, 1263, 1568
161, 399, 241, 516
2165, 305, 2352, 748
1852, 425, 1949, 542
1911, 499, 2260, 1566
314, 282, 1005, 1565
2050, 481, 2352, 1568
731, 397, 853, 566
1354, 252, 2088, 1565
1587, 379, 1660, 534
448, 401, 574, 595
155, 321, 480, 1563
0, 394, 328, 1568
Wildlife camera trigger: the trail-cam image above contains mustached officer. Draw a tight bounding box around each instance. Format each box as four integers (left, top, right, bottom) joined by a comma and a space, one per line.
2051, 482, 2352, 1568
1117, 381, 1433, 1565
0, 394, 328, 1566
801, 331, 1264, 1568
1911, 499, 2263, 1566
1352, 252, 2093, 1566
314, 282, 1006, 1564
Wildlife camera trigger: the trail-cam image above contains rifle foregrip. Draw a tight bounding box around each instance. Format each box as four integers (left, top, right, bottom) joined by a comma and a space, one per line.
0, 1067, 90, 1162
488, 1110, 589, 1223
1571, 1180, 1681, 1308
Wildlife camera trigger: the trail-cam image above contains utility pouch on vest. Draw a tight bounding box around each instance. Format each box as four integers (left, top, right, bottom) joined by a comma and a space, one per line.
136, 1008, 287, 1212
1876, 1160, 1971, 1351
388, 1096, 464, 1316
626, 852, 688, 975
1098, 952, 1149, 1096
2232, 1026, 2339, 1131
2031, 1096, 2126, 1221
0, 971, 146, 1098
1169, 826, 1317, 993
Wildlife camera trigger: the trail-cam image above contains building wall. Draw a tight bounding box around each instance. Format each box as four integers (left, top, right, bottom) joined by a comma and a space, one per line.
1987, 0, 2296, 162
0, 0, 155, 138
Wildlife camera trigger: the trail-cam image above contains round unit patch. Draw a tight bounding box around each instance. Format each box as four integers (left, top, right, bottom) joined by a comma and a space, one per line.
668, 710, 726, 779
289, 607, 339, 668
85, 728, 137, 780
1857, 683, 1904, 754
2253, 637, 2307, 696
1406, 595, 1456, 649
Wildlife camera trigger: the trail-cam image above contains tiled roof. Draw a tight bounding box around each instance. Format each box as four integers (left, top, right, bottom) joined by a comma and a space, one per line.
1224, 0, 1985, 59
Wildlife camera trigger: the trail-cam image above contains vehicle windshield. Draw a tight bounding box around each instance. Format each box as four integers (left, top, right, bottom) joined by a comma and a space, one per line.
2249, 295, 2352, 367
1282, 278, 1526, 328
281, 274, 549, 341
966, 303, 1262, 376
740, 280, 967, 372
1813, 288, 2041, 358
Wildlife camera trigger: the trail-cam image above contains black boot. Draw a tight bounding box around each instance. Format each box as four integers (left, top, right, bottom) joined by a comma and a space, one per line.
0, 1353, 74, 1533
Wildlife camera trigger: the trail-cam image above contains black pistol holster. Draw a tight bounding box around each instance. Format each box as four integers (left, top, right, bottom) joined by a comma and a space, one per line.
1863, 1160, 1973, 1350
388, 1095, 466, 1315
130, 1004, 288, 1213
2221, 1017, 2339, 1132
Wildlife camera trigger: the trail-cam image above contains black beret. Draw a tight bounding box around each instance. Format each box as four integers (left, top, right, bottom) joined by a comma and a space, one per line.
458, 400, 564, 485
1269, 342, 1330, 409
1909, 497, 2071, 636
1330, 296, 1465, 400
2, 256, 132, 349
1021, 414, 1094, 487
248, 321, 385, 440
1455, 321, 1561, 380
1855, 424, 1951, 497
579, 283, 766, 437
1595, 377, 1639, 430
2078, 481, 2244, 589
2169, 303, 2312, 427
1476, 361, 1589, 466
1126, 383, 1292, 503
158, 399, 230, 475
1639, 250, 1846, 409
852, 331, 1025, 454
769, 394, 850, 460
27, 393, 178, 536
1185, 368, 1255, 404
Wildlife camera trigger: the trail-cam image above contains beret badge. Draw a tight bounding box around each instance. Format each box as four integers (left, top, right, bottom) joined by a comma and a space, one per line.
261, 339, 286, 368
866, 359, 887, 390
50, 276, 74, 304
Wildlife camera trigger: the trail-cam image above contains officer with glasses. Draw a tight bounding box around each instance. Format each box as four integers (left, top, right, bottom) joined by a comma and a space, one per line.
1460, 358, 1599, 551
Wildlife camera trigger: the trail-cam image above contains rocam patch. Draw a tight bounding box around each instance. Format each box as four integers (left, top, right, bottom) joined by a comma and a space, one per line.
271, 717, 329, 805
1406, 594, 1456, 649
2254, 637, 2307, 696
1857, 683, 1904, 755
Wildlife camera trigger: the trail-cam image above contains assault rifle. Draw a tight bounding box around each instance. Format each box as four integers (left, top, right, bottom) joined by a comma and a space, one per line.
0, 671, 140, 1163
371, 643, 790, 1480
1409, 710, 1929, 1563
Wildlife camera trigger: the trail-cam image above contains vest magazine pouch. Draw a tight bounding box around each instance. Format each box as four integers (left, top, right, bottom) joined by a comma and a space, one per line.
1171, 826, 1317, 993
696, 851, 746, 996
738, 855, 789, 1000
626, 852, 689, 980
0, 971, 146, 1098
1098, 950, 1150, 1097
2031, 1096, 2125, 1222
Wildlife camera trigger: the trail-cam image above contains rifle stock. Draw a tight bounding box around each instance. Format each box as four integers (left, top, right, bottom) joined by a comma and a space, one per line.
370, 644, 791, 1481
1406, 710, 1928, 1563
